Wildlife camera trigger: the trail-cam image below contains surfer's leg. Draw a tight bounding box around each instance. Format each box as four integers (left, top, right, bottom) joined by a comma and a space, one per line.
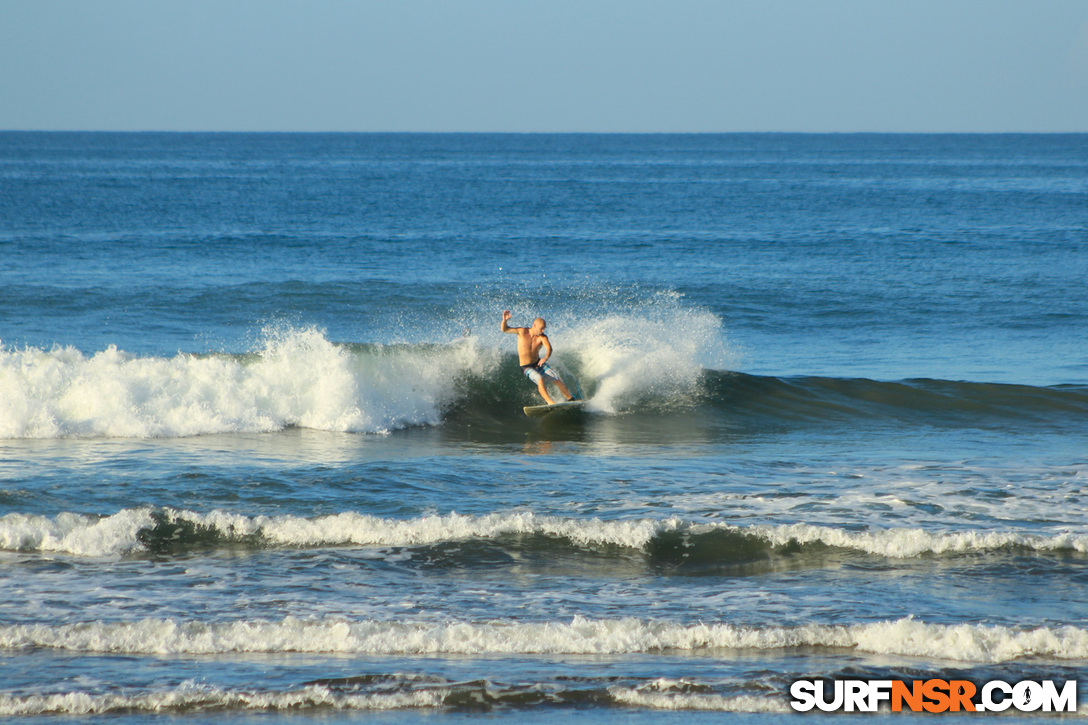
538, 364, 575, 401
536, 378, 556, 405
526, 366, 555, 404
552, 378, 574, 401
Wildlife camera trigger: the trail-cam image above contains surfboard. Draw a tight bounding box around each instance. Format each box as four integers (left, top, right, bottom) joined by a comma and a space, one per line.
523, 400, 586, 417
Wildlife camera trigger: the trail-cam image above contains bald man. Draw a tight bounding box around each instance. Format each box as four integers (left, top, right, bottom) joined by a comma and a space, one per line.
501, 310, 576, 405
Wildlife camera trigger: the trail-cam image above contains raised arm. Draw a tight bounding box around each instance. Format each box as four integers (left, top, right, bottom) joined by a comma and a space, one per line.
500, 309, 521, 334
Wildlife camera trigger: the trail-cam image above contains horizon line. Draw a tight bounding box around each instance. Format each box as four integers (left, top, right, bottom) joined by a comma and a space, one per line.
3, 129, 1086, 136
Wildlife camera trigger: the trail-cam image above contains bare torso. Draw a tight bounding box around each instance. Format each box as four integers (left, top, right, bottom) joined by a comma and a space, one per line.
502, 312, 552, 367
501, 311, 574, 404
516, 329, 548, 366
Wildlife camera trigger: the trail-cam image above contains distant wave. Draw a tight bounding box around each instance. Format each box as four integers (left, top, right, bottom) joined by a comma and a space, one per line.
2, 615, 1084, 663
3, 508, 1087, 561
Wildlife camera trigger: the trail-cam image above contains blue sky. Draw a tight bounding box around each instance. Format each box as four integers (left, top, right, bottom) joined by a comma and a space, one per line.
2, 0, 1086, 132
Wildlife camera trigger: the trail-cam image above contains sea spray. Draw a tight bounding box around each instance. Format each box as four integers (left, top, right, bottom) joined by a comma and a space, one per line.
558, 293, 736, 413
0, 329, 500, 438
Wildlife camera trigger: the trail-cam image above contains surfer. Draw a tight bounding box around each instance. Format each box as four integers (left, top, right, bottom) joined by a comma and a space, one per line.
501, 310, 576, 405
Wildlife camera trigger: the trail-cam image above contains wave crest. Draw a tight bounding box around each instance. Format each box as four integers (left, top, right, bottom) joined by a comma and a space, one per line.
0, 683, 446, 717
0, 328, 499, 438
2, 616, 1084, 663
4, 508, 1087, 562
0, 675, 790, 716
4, 312, 1082, 440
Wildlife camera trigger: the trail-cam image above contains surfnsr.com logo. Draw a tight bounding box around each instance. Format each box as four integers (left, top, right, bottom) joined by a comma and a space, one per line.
789, 679, 1077, 713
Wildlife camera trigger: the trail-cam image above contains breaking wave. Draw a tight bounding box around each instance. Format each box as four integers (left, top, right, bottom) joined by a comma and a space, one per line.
0, 683, 446, 717
0, 300, 731, 439
0, 327, 499, 438
3, 508, 1087, 561
2, 312, 1083, 440
0, 676, 791, 716
2, 615, 1085, 663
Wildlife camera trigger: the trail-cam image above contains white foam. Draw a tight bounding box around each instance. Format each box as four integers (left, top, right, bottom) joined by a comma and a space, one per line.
852, 617, 1088, 662
0, 296, 740, 436
742, 522, 1088, 557
560, 295, 735, 412
610, 680, 791, 712
0, 678, 793, 716
0, 328, 498, 438
0, 682, 446, 716
0, 509, 153, 557
5, 507, 1088, 559
257, 510, 664, 549
2, 616, 1085, 662
0, 508, 669, 556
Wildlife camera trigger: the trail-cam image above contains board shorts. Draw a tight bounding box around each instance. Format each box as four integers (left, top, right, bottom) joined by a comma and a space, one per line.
522, 363, 560, 385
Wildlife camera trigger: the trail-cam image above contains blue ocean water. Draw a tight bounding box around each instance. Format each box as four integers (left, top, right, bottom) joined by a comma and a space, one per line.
1, 132, 1087, 721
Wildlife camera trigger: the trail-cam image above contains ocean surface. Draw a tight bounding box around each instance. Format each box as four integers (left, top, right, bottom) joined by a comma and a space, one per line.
1, 132, 1087, 722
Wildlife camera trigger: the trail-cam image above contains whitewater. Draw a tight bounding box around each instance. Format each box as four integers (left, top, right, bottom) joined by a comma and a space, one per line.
0, 293, 737, 439
0, 330, 493, 438
6, 508, 1088, 559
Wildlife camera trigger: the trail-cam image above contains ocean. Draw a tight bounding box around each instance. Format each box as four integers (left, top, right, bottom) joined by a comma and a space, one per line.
1, 132, 1086, 722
